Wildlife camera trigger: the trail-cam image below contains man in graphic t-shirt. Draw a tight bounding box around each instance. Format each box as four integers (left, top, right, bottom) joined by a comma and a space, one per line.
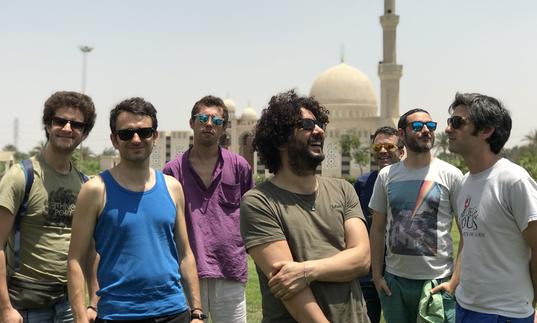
369, 108, 462, 323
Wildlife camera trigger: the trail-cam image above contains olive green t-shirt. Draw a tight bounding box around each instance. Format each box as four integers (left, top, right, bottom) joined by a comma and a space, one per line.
240, 176, 369, 323
0, 154, 85, 284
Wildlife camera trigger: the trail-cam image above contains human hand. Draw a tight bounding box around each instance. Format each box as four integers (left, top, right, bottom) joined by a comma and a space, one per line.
431, 281, 455, 296
373, 276, 392, 296
0, 307, 23, 323
86, 306, 97, 323
268, 261, 309, 300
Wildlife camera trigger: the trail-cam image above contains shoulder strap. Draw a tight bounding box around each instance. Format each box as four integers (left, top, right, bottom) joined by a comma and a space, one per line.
14, 159, 35, 271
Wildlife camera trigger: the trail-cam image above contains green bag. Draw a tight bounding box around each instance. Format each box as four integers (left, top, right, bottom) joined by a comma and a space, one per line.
417, 279, 445, 323
8, 276, 67, 309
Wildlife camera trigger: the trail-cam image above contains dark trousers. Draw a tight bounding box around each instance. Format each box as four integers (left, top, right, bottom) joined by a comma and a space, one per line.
360, 280, 381, 323
95, 310, 190, 323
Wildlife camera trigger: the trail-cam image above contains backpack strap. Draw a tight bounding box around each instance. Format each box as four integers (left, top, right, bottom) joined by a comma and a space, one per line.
14, 159, 35, 271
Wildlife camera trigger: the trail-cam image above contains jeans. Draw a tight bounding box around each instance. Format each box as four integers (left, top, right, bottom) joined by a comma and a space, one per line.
95, 310, 189, 323
200, 278, 246, 323
360, 280, 381, 323
19, 295, 73, 323
456, 303, 535, 323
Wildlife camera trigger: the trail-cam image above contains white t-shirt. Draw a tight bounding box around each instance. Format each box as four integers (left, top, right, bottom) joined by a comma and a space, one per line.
369, 158, 462, 279
455, 158, 537, 318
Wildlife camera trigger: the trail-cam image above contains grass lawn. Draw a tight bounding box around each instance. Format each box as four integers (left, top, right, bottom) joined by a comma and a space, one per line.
243, 222, 461, 323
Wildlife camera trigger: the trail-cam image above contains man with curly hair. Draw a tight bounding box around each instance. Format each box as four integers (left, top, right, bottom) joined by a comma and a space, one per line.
240, 90, 370, 323
0, 91, 97, 323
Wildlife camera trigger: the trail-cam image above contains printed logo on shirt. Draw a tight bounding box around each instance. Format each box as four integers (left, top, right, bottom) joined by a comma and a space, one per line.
459, 196, 484, 238
43, 188, 78, 227
387, 180, 440, 256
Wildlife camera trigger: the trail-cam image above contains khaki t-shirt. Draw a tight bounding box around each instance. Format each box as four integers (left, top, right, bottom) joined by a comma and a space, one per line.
240, 176, 369, 323
0, 154, 84, 284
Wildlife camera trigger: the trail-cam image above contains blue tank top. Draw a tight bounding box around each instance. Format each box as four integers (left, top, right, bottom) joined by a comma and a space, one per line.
94, 170, 188, 320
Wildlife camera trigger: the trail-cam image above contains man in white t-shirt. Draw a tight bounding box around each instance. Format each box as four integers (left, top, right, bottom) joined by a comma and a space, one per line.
435, 92, 537, 322
369, 108, 462, 323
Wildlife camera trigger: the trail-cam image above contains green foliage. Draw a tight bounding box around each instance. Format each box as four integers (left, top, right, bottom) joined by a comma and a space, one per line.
255, 174, 267, 186
338, 132, 370, 174
436, 152, 469, 174
518, 150, 537, 180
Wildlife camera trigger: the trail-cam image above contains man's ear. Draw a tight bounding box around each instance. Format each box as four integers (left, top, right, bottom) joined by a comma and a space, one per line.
110, 133, 119, 149
479, 126, 495, 141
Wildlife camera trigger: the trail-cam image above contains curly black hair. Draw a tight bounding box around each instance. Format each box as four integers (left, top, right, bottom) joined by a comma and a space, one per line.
252, 90, 329, 174
42, 91, 96, 139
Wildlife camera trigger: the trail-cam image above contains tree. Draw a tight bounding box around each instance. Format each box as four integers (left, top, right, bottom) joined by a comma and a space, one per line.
339, 132, 369, 175
435, 131, 449, 155
29, 140, 47, 157
2, 144, 28, 161
101, 147, 117, 156
524, 129, 537, 147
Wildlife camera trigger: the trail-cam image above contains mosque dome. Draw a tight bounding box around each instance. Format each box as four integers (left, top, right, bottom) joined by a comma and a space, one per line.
310, 62, 377, 107
223, 98, 236, 113
241, 106, 258, 121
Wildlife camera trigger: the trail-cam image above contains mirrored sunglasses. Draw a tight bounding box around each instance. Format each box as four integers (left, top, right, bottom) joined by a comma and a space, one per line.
116, 127, 155, 141
51, 116, 86, 131
372, 143, 397, 152
195, 113, 224, 126
410, 121, 437, 132
447, 116, 467, 129
297, 118, 326, 131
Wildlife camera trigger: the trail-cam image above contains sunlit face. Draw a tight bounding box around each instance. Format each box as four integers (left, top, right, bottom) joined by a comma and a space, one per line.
287, 108, 325, 176
46, 107, 87, 153
401, 111, 436, 153
111, 112, 157, 163
446, 105, 478, 157
190, 105, 226, 148
372, 133, 401, 169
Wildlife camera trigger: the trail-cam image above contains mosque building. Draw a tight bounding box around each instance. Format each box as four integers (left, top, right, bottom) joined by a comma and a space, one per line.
149, 0, 401, 178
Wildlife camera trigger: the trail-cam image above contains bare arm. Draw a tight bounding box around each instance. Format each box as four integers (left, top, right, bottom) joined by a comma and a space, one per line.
249, 241, 329, 323
370, 210, 391, 295
67, 179, 103, 323
268, 217, 370, 300
165, 177, 203, 322
0, 207, 22, 323
432, 217, 463, 295
522, 221, 537, 308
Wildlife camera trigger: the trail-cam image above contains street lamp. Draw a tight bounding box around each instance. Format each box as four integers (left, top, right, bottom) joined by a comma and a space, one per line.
79, 45, 93, 165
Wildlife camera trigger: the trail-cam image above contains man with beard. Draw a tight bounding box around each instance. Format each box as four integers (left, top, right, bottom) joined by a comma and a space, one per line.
0, 91, 96, 323
240, 90, 370, 323
68, 98, 204, 323
163, 95, 253, 323
369, 109, 462, 323
435, 93, 537, 322
354, 126, 404, 323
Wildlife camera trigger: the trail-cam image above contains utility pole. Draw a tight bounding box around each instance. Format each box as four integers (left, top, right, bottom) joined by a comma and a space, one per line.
79, 45, 93, 166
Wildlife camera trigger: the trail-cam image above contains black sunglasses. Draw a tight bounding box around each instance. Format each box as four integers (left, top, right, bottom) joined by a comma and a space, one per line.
447, 116, 468, 129
297, 118, 326, 131
409, 121, 437, 132
116, 127, 155, 141
51, 116, 86, 131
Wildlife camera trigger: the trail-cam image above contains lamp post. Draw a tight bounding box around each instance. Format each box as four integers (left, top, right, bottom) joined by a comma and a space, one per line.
79, 45, 93, 165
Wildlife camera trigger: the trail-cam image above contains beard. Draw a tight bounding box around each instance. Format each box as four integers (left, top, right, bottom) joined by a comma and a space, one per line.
287, 135, 325, 176
404, 132, 435, 153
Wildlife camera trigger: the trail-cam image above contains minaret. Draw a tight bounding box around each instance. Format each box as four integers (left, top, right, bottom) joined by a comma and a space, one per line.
378, 0, 403, 120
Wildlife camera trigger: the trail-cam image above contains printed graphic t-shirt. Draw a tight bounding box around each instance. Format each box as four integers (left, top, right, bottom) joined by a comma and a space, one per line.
369, 158, 462, 279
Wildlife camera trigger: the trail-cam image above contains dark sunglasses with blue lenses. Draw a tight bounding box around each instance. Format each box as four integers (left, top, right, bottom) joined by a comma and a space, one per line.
195, 113, 224, 126
297, 118, 326, 131
447, 116, 468, 129
116, 127, 155, 141
409, 121, 437, 132
51, 116, 86, 131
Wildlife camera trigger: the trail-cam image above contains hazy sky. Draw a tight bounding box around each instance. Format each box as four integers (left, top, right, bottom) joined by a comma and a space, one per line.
2, 1, 535, 154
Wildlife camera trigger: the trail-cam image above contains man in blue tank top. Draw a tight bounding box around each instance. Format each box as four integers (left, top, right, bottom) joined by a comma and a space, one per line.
67, 98, 205, 323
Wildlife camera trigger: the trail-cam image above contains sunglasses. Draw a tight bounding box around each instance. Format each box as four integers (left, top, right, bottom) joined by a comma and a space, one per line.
195, 113, 224, 126
51, 116, 86, 131
297, 118, 326, 131
116, 127, 155, 141
409, 121, 437, 132
372, 143, 398, 152
447, 116, 468, 129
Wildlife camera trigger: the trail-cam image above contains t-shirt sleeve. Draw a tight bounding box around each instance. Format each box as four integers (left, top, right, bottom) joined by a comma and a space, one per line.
240, 191, 286, 251
0, 163, 26, 216
509, 176, 537, 231
369, 170, 387, 214
343, 180, 365, 222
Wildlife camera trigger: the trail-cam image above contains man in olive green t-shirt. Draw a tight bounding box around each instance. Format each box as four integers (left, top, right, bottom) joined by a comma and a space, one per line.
0, 91, 96, 323
240, 90, 371, 323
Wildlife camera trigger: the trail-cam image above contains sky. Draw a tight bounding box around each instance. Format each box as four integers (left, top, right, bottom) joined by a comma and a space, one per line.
1, 1, 536, 154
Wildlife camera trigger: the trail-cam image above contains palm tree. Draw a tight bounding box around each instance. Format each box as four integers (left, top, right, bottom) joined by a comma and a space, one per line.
436, 131, 449, 155
524, 130, 537, 147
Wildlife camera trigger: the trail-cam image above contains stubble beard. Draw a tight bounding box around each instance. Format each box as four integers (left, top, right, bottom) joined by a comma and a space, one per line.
288, 138, 325, 176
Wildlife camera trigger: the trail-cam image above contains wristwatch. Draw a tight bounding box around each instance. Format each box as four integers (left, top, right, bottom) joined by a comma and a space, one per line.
190, 308, 208, 321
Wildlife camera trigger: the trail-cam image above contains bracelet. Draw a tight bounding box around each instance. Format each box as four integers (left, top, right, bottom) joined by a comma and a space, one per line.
190, 307, 203, 313
87, 305, 97, 312
303, 262, 310, 286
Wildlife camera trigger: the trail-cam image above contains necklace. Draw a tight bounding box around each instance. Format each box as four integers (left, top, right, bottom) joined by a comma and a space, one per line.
292, 179, 319, 211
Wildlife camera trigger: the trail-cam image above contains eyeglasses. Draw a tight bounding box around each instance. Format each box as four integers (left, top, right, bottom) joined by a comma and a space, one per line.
372, 143, 398, 152
409, 121, 437, 132
447, 116, 468, 129
51, 116, 86, 131
116, 127, 155, 141
296, 118, 326, 131
195, 113, 224, 126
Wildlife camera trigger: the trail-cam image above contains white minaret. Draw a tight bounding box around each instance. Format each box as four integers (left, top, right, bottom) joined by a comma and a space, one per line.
378, 0, 403, 119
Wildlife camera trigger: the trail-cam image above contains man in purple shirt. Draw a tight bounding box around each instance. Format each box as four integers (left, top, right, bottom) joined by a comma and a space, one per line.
163, 95, 253, 323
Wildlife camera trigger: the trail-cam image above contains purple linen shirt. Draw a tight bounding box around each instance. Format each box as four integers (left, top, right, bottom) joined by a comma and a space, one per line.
163, 147, 253, 282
